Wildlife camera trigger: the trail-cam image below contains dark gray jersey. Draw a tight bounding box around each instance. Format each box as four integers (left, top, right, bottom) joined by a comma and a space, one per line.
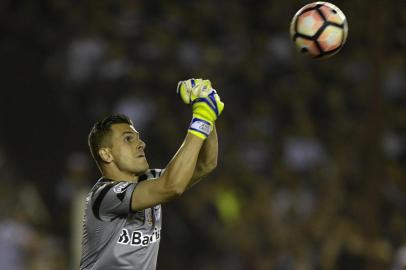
80, 169, 163, 270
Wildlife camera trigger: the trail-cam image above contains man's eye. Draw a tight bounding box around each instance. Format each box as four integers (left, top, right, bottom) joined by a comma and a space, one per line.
124, 136, 133, 142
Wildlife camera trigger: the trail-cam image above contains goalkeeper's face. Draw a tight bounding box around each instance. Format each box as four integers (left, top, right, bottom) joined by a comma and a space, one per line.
108, 123, 149, 176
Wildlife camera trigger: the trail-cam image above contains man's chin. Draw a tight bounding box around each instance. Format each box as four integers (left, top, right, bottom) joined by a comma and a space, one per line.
136, 164, 150, 175
143, 160, 150, 171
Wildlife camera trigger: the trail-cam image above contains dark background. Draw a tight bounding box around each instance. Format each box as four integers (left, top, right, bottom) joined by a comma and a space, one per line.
0, 0, 405, 270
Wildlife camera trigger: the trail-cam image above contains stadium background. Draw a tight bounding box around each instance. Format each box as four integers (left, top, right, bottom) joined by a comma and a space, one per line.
0, 0, 405, 269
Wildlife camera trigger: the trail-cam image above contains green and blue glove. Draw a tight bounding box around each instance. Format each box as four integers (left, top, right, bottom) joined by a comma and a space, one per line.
177, 78, 224, 139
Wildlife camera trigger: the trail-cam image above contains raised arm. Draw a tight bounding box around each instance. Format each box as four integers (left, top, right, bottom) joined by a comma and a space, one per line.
131, 79, 224, 211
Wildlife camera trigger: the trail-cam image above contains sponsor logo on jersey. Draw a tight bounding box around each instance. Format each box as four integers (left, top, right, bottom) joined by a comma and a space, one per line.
113, 182, 130, 193
117, 227, 161, 247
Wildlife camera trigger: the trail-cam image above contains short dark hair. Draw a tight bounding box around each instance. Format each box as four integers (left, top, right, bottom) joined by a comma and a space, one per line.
88, 114, 133, 169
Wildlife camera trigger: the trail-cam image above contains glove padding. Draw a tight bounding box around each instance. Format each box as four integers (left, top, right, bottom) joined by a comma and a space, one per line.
177, 78, 224, 139
177, 78, 213, 104
191, 89, 224, 123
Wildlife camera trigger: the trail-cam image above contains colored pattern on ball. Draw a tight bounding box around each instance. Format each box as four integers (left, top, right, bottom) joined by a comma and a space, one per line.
290, 1, 348, 59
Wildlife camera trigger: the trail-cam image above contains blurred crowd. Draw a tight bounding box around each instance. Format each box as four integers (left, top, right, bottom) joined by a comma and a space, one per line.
0, 0, 405, 269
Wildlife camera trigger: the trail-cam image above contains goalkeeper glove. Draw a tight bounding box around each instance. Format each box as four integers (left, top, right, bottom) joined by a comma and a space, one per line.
177, 78, 224, 139
177, 78, 212, 104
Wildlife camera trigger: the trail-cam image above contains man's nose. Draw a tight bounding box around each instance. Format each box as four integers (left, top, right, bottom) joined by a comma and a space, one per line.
137, 140, 146, 150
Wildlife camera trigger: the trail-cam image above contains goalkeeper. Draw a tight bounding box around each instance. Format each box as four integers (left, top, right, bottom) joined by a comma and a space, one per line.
79, 79, 224, 270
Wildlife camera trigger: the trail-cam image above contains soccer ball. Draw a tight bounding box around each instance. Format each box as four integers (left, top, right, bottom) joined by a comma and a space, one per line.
290, 2, 348, 59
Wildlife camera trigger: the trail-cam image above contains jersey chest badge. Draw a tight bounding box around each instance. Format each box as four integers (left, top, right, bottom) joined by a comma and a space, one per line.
128, 206, 161, 225
145, 208, 153, 225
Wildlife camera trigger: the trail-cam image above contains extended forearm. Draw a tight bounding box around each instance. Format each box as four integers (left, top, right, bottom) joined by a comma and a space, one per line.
162, 133, 204, 194
189, 125, 218, 186
200, 124, 218, 168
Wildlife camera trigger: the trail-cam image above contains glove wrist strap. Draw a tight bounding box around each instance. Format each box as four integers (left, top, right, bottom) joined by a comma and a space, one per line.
188, 117, 212, 139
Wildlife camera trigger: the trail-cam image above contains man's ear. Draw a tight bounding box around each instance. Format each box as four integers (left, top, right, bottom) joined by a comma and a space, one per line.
98, 148, 113, 163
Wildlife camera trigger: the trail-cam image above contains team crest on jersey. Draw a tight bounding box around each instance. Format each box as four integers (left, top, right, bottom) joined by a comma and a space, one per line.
113, 182, 130, 193
145, 208, 153, 225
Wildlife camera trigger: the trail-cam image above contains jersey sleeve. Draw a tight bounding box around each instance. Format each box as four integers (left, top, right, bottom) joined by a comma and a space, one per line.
91, 181, 137, 221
